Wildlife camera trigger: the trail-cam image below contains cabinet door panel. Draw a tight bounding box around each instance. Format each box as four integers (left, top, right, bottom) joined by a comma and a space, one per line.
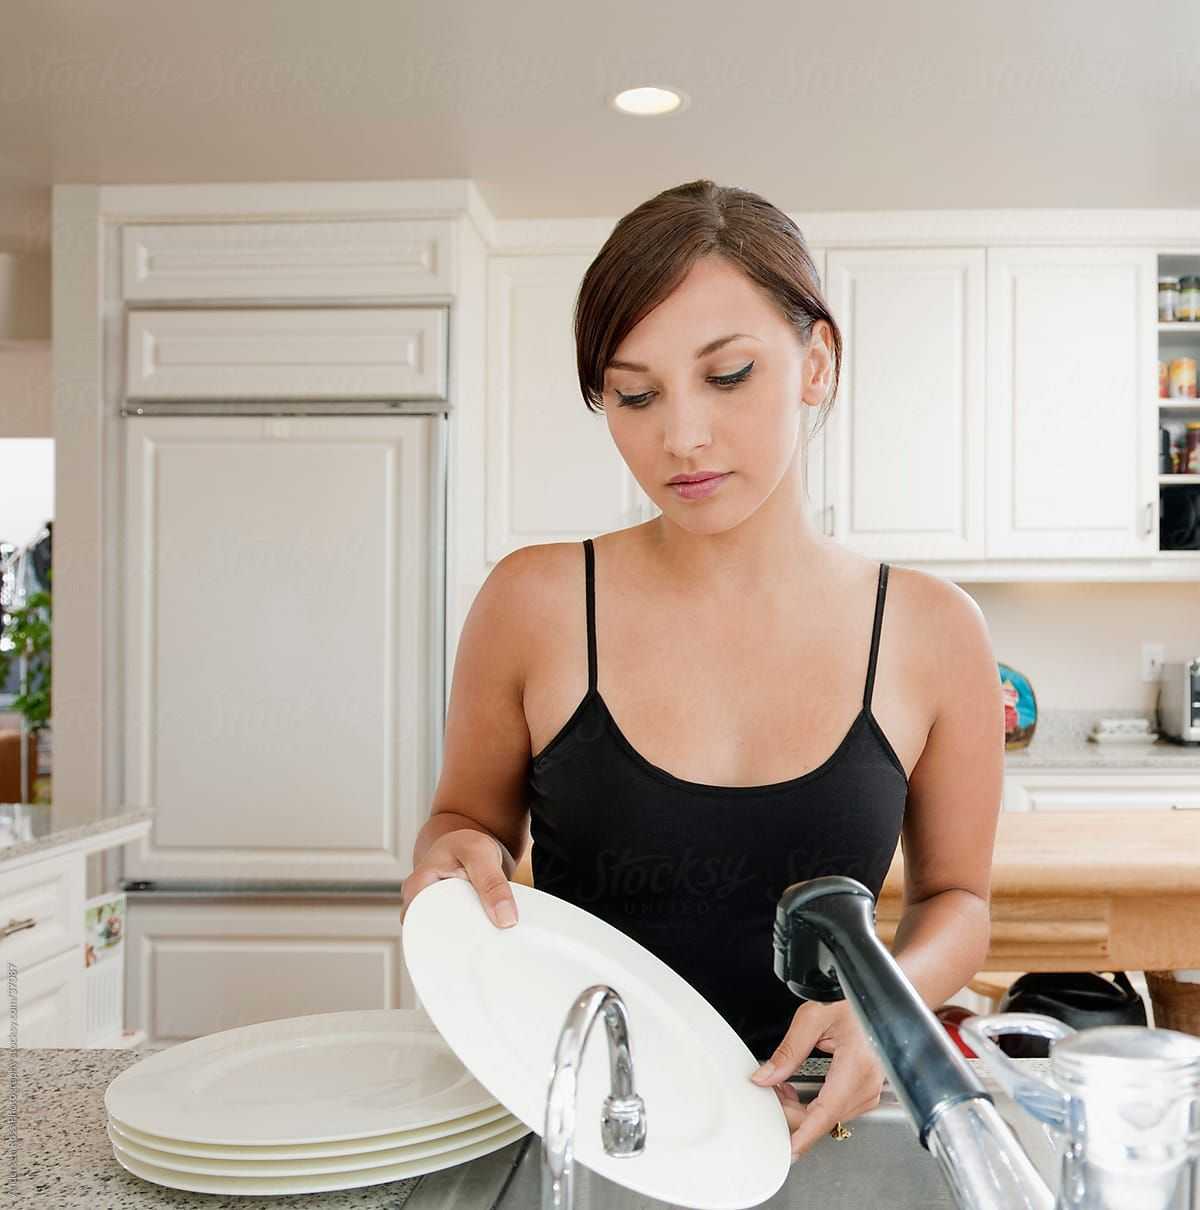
122, 220, 454, 302
985, 247, 1157, 557
825, 249, 985, 559
126, 307, 448, 401
123, 416, 440, 882
125, 898, 411, 1044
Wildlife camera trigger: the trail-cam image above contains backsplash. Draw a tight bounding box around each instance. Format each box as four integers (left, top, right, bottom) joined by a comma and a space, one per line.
962, 580, 1200, 712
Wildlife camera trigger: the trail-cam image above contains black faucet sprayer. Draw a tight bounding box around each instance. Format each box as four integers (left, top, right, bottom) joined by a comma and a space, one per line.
772, 874, 991, 1148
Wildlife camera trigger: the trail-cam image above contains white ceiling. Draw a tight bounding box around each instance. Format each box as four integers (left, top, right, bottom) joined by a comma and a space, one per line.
1, 0, 1196, 252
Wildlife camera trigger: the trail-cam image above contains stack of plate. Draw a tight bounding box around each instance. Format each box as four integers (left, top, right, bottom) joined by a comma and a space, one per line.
103, 1008, 529, 1196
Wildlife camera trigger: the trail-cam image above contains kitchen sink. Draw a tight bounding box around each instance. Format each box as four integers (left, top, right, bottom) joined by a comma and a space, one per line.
402, 1074, 1073, 1210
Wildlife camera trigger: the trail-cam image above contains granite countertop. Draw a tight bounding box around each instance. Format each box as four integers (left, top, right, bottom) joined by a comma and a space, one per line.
2, 1047, 428, 1208
1003, 708, 1200, 771
3, 1045, 1046, 1210
0, 807, 154, 867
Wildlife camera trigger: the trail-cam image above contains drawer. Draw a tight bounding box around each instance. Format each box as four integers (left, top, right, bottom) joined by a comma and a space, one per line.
1003, 770, 1200, 812
122, 219, 455, 302
13, 946, 84, 1047
0, 850, 85, 970
125, 306, 448, 401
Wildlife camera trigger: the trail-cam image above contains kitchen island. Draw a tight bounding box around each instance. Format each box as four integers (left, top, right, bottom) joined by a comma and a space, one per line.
876, 809, 1200, 973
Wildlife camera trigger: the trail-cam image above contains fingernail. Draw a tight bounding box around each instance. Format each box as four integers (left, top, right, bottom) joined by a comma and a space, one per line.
494, 900, 517, 927
751, 1061, 777, 1083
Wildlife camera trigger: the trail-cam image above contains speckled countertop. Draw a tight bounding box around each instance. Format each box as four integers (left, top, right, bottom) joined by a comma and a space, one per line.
1, 1047, 429, 1208
0, 1046, 1046, 1210
1003, 708, 1200, 771
0, 806, 154, 866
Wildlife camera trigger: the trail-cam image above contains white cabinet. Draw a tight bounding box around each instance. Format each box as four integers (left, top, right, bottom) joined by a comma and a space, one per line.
125, 896, 413, 1044
1, 851, 86, 1047
485, 254, 654, 562
1004, 768, 1200, 812
122, 220, 455, 302
125, 306, 448, 401
985, 247, 1158, 558
122, 416, 442, 883
823, 248, 986, 559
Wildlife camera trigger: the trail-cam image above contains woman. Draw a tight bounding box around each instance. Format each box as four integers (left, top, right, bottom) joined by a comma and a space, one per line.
401, 179, 1004, 1161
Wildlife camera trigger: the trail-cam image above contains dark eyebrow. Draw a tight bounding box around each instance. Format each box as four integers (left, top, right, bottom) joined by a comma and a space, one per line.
605, 332, 758, 374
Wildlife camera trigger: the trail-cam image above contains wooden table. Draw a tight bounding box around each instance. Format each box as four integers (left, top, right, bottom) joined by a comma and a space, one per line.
514, 811, 1200, 972
876, 810, 1200, 972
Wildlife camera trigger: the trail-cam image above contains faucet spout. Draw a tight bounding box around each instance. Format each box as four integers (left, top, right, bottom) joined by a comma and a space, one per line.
775, 875, 1054, 1210
541, 984, 647, 1210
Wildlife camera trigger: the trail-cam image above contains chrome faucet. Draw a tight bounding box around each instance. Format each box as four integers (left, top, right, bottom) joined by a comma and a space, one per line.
773, 875, 1054, 1210
541, 984, 647, 1210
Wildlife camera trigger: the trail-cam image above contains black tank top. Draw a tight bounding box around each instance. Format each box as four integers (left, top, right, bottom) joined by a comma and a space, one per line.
528, 538, 909, 1061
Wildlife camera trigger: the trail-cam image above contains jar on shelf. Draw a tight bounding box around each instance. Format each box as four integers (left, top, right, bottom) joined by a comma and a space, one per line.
1169, 357, 1197, 398
1186, 423, 1200, 474
1185, 423, 1200, 473
1160, 360, 1170, 398
1160, 276, 1181, 321
1179, 276, 1200, 323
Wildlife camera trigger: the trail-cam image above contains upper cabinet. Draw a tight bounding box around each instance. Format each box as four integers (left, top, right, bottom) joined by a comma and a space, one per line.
984, 247, 1158, 558
121, 220, 455, 302
485, 241, 1164, 569
823, 248, 986, 560
485, 254, 654, 563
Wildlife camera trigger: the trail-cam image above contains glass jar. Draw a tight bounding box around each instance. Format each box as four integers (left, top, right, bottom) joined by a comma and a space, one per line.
1159, 276, 1181, 321
1179, 276, 1200, 323
1160, 360, 1170, 398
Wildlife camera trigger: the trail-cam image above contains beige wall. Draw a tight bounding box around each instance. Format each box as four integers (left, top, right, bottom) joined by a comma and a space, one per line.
963, 580, 1200, 714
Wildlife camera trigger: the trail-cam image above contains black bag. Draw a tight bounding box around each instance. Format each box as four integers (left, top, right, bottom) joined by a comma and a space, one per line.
1160, 488, 1200, 550
996, 971, 1147, 1057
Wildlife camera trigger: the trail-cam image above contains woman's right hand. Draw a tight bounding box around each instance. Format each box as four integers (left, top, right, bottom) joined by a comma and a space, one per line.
400, 828, 519, 929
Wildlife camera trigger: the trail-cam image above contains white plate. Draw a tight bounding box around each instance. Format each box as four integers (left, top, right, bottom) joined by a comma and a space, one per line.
109, 1119, 531, 1196
402, 879, 791, 1210
105, 1100, 514, 1159
106, 1112, 521, 1176
105, 1008, 500, 1145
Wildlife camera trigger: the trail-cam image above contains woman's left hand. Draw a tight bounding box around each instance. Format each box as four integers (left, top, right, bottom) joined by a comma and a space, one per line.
749, 1000, 884, 1161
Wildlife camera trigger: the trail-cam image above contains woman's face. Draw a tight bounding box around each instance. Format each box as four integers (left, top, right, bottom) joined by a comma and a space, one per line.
601, 254, 832, 533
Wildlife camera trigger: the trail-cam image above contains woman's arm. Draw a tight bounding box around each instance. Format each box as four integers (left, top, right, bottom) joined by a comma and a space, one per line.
889, 580, 1004, 1005
754, 575, 1004, 1159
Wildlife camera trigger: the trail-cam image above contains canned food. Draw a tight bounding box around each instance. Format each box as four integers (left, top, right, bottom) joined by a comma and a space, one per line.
1170, 357, 1198, 398
1180, 276, 1200, 323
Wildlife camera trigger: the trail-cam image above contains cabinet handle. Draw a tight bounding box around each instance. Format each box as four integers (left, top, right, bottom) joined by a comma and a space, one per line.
1144, 501, 1154, 535
3, 916, 37, 939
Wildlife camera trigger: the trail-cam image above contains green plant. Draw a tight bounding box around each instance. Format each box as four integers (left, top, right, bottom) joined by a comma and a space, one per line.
0, 578, 51, 733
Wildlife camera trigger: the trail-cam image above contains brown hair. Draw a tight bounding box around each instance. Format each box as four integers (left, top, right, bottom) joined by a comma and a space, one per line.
574, 179, 842, 437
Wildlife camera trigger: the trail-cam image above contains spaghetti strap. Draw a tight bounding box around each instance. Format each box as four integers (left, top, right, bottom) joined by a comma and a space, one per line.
583, 538, 597, 693
862, 563, 889, 712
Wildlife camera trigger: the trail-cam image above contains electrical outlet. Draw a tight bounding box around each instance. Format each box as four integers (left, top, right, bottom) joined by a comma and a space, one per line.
1142, 642, 1166, 683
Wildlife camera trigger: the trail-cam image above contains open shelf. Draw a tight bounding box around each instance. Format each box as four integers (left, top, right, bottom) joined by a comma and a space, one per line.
1156, 254, 1200, 552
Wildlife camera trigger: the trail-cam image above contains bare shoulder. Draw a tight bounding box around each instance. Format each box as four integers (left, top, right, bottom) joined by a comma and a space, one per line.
885, 564, 998, 713
473, 541, 584, 679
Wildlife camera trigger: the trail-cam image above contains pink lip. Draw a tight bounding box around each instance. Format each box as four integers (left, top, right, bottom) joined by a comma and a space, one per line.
670, 472, 731, 500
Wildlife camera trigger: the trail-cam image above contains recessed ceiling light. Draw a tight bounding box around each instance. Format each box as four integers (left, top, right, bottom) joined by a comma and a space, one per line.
610, 86, 688, 116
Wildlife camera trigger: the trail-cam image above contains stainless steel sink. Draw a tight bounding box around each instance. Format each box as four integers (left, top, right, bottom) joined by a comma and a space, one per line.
403, 1072, 1085, 1210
